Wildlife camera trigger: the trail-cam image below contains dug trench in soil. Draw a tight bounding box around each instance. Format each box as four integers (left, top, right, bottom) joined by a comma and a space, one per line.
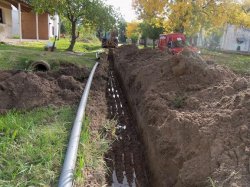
105, 49, 150, 187
114, 45, 250, 187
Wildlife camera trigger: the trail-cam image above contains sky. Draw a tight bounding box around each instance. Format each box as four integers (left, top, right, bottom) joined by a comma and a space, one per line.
105, 0, 137, 22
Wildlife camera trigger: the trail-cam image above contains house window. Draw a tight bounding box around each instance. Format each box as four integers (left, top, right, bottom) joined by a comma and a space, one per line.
0, 9, 3, 24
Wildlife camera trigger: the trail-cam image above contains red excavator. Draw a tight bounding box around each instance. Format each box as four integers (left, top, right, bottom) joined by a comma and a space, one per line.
158, 33, 200, 54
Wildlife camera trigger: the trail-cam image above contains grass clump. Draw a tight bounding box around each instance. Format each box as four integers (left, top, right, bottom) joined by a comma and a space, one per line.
172, 95, 186, 108
75, 120, 116, 186
0, 107, 75, 186
208, 177, 217, 187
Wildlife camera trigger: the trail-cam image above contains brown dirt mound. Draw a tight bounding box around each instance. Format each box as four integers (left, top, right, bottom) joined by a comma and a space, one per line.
114, 45, 250, 187
0, 63, 90, 113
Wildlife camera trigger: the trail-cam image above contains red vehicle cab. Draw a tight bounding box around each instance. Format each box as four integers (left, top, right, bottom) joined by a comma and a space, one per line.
158, 33, 200, 54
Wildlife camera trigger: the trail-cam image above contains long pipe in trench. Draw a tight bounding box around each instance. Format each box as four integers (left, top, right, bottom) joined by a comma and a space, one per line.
58, 62, 99, 187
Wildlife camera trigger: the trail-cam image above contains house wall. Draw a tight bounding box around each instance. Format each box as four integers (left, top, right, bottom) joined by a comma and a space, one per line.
21, 12, 49, 40
38, 13, 49, 40
1, 4, 54, 41
220, 25, 250, 52
12, 7, 19, 36
21, 12, 36, 39
0, 6, 12, 41
49, 14, 59, 38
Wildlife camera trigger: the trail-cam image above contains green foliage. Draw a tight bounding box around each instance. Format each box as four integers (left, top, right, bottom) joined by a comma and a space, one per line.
29, 0, 118, 51
84, 1, 119, 31
172, 96, 186, 108
133, 0, 250, 36
139, 22, 163, 40
131, 33, 140, 44
118, 19, 127, 43
139, 21, 164, 48
60, 18, 70, 34
126, 21, 140, 44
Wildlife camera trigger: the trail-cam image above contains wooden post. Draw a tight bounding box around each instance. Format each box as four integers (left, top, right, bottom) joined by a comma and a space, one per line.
36, 13, 39, 40
18, 3, 22, 41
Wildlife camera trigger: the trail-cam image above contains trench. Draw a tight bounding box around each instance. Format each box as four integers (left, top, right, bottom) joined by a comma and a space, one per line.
105, 49, 150, 187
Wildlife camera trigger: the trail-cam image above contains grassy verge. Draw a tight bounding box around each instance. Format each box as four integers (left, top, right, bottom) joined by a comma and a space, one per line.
0, 38, 101, 70
201, 49, 250, 74
20, 38, 101, 53
0, 107, 115, 186
0, 107, 74, 186
75, 120, 116, 186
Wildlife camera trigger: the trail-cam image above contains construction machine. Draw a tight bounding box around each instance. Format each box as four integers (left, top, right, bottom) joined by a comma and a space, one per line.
101, 30, 118, 48
158, 33, 200, 54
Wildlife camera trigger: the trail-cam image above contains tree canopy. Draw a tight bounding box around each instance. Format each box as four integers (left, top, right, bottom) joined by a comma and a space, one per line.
126, 21, 140, 44
139, 21, 164, 48
133, 0, 250, 36
29, 0, 118, 51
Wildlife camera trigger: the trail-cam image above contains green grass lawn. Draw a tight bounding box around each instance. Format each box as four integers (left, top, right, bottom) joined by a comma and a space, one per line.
20, 37, 101, 53
0, 38, 102, 70
202, 49, 250, 74
0, 107, 113, 186
0, 107, 74, 186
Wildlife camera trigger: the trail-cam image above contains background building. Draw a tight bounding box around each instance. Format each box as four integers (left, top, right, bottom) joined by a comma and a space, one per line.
0, 0, 59, 41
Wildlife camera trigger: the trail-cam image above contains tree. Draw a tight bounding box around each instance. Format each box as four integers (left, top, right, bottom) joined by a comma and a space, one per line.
139, 22, 148, 47
139, 21, 164, 48
133, 0, 250, 37
126, 21, 140, 44
29, 0, 118, 51
86, 2, 118, 33
118, 19, 127, 43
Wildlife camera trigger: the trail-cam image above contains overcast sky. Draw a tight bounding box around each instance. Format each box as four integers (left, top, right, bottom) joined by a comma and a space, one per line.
105, 0, 137, 22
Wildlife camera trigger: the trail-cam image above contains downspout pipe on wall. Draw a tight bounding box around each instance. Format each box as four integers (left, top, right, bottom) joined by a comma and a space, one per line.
58, 62, 99, 187
18, 3, 22, 41
35, 13, 39, 41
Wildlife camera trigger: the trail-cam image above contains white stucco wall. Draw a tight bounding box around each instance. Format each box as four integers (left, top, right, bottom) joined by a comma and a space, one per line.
49, 14, 59, 38
220, 25, 250, 52
11, 6, 19, 36
0, 6, 12, 41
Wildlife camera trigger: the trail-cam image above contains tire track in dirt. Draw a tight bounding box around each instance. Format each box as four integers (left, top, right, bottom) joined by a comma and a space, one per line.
105, 50, 149, 187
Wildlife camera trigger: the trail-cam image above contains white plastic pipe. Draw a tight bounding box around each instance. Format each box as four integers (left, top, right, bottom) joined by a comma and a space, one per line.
58, 62, 99, 187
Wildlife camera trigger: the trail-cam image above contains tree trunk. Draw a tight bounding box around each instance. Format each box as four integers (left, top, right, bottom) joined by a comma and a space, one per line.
144, 38, 147, 47
67, 20, 77, 51
153, 39, 156, 49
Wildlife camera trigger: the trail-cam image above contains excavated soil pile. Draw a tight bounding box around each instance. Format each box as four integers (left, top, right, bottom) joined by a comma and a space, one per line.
0, 63, 90, 112
114, 45, 250, 187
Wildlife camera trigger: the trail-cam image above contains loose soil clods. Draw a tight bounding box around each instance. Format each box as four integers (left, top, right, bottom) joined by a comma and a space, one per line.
0, 63, 90, 112
114, 45, 250, 187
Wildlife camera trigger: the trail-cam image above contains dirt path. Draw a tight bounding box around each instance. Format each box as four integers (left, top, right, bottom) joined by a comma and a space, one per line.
105, 50, 149, 187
